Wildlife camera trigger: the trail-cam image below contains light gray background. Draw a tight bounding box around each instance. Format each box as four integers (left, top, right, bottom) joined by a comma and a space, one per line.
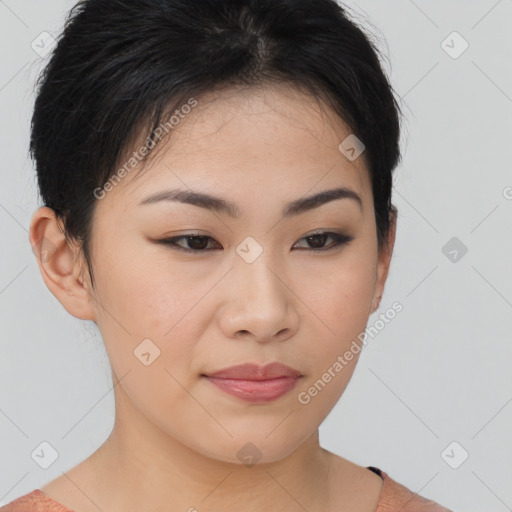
1, 1, 511, 511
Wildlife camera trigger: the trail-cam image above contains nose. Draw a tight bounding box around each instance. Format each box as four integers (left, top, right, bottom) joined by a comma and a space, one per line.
217, 253, 299, 344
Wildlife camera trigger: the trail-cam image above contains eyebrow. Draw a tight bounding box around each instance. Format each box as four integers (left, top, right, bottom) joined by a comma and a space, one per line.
138, 186, 363, 218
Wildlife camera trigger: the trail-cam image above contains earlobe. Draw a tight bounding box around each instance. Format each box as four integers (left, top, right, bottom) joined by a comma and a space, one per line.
370, 295, 382, 315
29, 206, 96, 321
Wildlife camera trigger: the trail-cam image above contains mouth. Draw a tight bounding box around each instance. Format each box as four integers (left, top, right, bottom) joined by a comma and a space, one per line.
202, 362, 303, 403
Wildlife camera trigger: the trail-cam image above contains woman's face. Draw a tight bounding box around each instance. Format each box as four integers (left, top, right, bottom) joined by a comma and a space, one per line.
49, 84, 395, 465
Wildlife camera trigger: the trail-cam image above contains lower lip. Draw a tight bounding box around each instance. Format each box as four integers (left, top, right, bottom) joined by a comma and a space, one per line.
203, 375, 301, 403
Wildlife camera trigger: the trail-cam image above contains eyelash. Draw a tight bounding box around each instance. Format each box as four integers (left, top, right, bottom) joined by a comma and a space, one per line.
157, 231, 354, 254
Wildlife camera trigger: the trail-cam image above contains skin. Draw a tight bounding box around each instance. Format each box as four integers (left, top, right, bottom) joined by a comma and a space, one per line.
30, 82, 396, 512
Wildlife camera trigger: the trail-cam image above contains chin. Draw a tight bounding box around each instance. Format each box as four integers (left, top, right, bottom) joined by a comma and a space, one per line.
195, 432, 307, 468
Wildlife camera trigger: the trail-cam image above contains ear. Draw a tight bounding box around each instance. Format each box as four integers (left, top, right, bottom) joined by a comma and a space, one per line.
29, 206, 96, 321
370, 207, 397, 314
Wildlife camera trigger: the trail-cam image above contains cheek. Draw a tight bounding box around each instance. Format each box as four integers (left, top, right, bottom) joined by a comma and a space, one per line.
295, 252, 376, 400
89, 251, 208, 393
297, 252, 377, 340
93, 247, 203, 335
92, 267, 204, 425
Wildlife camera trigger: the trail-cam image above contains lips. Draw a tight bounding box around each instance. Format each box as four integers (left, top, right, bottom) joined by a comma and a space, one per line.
203, 362, 302, 380
202, 362, 303, 403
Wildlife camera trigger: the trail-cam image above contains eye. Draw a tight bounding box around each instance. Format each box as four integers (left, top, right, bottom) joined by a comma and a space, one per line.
156, 231, 354, 254
158, 233, 220, 253
293, 231, 354, 251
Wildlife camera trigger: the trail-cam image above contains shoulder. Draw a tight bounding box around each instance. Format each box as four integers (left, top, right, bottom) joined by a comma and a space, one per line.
370, 467, 453, 512
0, 489, 74, 512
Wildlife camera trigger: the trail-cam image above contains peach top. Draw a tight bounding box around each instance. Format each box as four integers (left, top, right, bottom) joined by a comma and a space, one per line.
0, 466, 452, 512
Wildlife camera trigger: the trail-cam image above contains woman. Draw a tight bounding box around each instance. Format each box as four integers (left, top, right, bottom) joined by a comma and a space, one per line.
1, 0, 452, 510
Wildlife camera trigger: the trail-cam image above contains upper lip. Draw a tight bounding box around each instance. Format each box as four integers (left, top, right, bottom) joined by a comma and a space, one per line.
203, 362, 302, 380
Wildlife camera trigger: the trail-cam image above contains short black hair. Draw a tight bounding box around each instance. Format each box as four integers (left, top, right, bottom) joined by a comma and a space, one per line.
31, 0, 403, 289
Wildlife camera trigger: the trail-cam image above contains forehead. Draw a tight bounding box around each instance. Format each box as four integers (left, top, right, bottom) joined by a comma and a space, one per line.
102, 83, 371, 213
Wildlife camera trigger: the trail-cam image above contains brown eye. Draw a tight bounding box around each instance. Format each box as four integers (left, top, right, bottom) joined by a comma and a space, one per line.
293, 232, 354, 251
158, 234, 220, 253
306, 233, 331, 249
